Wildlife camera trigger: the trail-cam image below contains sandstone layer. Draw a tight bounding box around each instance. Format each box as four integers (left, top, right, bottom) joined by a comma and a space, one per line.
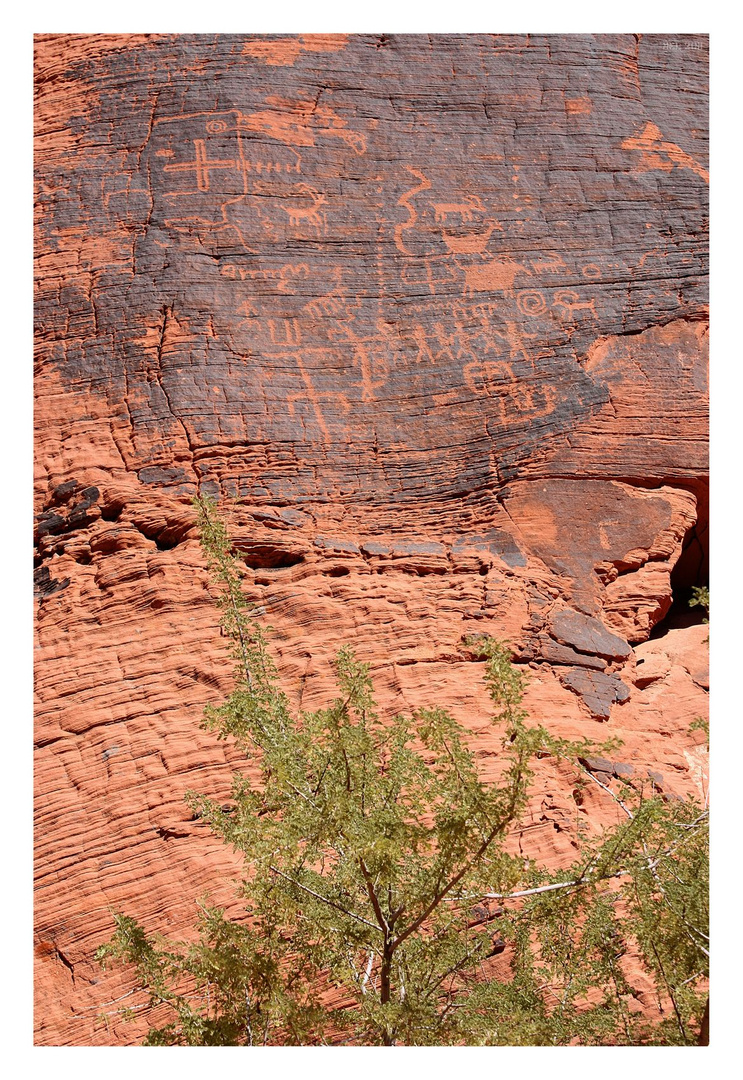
34, 34, 708, 1045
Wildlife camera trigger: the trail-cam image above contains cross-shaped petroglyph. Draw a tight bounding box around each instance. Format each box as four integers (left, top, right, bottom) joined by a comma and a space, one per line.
163, 139, 237, 193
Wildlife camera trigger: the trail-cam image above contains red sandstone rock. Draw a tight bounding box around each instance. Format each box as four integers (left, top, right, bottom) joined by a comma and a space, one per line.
34, 33, 708, 1045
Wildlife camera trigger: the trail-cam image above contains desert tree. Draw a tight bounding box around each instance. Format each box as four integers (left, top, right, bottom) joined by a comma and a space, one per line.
97, 497, 708, 1046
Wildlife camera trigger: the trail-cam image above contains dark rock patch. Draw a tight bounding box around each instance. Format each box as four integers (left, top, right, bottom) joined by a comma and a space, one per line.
549, 609, 632, 661
561, 668, 631, 720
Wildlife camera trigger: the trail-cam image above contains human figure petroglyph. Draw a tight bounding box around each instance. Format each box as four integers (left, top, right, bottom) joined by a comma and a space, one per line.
286, 381, 351, 441
493, 322, 540, 368
353, 342, 389, 404
410, 324, 439, 365
276, 350, 347, 444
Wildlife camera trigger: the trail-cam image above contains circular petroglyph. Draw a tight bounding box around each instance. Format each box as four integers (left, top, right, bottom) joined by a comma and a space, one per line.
517, 289, 548, 316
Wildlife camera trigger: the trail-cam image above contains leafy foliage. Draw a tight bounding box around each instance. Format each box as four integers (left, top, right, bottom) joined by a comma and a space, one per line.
96, 497, 708, 1045
689, 585, 710, 622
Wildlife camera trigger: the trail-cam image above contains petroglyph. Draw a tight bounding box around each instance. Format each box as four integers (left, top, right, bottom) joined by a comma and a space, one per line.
463, 357, 512, 398
242, 34, 349, 67
463, 258, 531, 297
411, 324, 439, 365
517, 289, 548, 317
275, 351, 334, 443
278, 264, 311, 292
565, 96, 593, 115
163, 139, 237, 193
498, 322, 540, 366
552, 289, 597, 319
283, 184, 327, 232
353, 342, 389, 403
268, 319, 302, 347
637, 248, 666, 269
622, 121, 709, 183
432, 195, 485, 223
153, 112, 248, 198
441, 221, 501, 254
395, 166, 432, 255
530, 253, 569, 275
34, 36, 709, 1049
582, 263, 602, 280
598, 520, 621, 551
243, 98, 366, 155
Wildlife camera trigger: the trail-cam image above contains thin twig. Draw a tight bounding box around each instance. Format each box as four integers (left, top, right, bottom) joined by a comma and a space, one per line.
268, 865, 382, 934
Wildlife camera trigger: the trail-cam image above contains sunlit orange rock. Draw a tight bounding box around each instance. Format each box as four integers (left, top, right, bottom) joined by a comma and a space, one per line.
34, 33, 708, 1045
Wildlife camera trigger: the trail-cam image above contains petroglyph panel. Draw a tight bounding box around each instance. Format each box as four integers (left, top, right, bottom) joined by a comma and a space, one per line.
37, 33, 707, 504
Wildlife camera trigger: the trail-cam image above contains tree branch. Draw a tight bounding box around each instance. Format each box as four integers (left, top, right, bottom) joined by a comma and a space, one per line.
359, 857, 389, 935
268, 866, 382, 934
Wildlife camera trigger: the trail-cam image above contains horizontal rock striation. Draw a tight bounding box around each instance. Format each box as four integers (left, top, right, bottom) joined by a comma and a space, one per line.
34, 33, 708, 1044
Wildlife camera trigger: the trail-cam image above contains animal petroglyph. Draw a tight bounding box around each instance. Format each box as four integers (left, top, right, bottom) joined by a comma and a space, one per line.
552, 289, 597, 319
243, 98, 366, 155
530, 254, 569, 275
432, 195, 486, 223
622, 121, 709, 183
463, 258, 531, 297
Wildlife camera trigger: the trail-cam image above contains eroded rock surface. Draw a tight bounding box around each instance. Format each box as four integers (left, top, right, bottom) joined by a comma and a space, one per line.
34, 34, 708, 1045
